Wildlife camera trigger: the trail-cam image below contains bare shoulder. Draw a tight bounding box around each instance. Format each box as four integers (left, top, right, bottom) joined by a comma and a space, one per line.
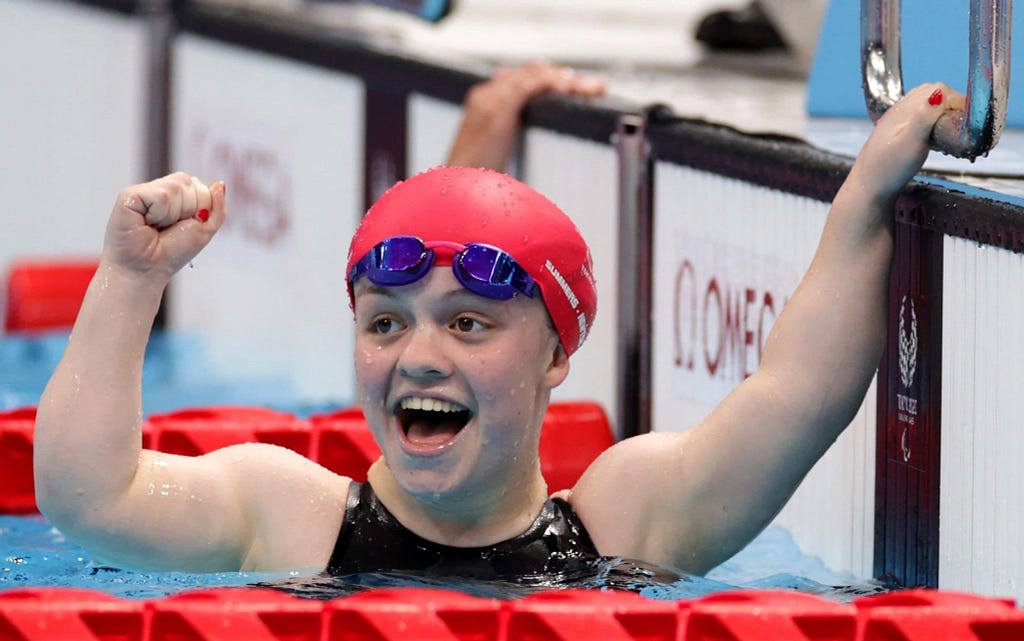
185, 443, 352, 572
567, 430, 693, 562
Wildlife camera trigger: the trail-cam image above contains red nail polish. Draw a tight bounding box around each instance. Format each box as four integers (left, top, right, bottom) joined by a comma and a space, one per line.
197, 209, 210, 222
928, 89, 943, 106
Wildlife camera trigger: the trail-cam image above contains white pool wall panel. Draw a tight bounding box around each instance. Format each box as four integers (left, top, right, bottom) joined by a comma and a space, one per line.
523, 130, 621, 436
940, 236, 1024, 600
0, 0, 146, 290
408, 94, 463, 175
170, 35, 364, 404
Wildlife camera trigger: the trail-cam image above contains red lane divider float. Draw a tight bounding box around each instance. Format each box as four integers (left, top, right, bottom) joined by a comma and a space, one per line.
326, 588, 502, 640
508, 589, 679, 640
150, 587, 322, 641
0, 588, 145, 641
148, 407, 314, 459
1, 587, 1022, 640
0, 407, 38, 514
4, 259, 98, 333
855, 589, 1024, 640
310, 407, 381, 483
685, 589, 857, 640
538, 401, 614, 492
1, 402, 615, 514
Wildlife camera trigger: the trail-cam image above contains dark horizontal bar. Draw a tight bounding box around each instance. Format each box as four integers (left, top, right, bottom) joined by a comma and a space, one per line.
67, 0, 137, 14
648, 117, 1024, 253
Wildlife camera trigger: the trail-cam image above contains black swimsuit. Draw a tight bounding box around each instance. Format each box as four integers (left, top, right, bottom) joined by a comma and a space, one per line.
325, 481, 601, 581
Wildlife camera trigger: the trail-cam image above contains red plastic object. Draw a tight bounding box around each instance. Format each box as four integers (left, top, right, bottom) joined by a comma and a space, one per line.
856, 588, 1024, 640
0, 407, 38, 514
685, 589, 858, 641
0, 588, 144, 640
538, 402, 614, 492
4, 259, 98, 332
325, 587, 502, 641
309, 407, 381, 482
149, 587, 322, 641
507, 588, 678, 640
148, 407, 312, 457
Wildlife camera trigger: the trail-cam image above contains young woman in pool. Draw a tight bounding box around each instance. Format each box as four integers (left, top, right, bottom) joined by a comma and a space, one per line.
35, 82, 962, 577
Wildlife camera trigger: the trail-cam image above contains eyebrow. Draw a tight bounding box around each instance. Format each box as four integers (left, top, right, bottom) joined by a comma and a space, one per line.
355, 283, 507, 308
357, 284, 399, 299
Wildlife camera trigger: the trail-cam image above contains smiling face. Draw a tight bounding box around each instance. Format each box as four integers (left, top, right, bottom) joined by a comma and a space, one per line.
353, 267, 569, 505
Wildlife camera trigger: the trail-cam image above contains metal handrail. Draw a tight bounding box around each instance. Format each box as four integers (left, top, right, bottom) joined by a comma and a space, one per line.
862, 0, 1012, 160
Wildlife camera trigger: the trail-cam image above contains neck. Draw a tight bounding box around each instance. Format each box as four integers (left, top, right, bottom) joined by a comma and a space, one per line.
366, 461, 550, 547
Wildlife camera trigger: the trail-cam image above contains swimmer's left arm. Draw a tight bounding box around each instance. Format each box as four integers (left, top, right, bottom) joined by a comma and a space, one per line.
571, 84, 963, 574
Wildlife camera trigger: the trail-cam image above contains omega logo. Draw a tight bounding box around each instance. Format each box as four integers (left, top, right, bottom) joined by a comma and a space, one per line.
673, 258, 784, 383
187, 124, 293, 247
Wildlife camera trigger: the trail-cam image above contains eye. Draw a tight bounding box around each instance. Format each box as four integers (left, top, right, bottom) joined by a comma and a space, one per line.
453, 315, 485, 333
372, 316, 404, 335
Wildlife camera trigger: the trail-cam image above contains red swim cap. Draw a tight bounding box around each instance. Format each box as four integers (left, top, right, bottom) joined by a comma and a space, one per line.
346, 167, 597, 357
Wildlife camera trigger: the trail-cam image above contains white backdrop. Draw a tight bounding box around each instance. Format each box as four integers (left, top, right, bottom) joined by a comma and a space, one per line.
0, 0, 146, 328
170, 34, 364, 404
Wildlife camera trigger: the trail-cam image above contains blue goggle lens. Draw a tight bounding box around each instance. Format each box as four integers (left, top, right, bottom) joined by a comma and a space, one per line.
350, 236, 537, 300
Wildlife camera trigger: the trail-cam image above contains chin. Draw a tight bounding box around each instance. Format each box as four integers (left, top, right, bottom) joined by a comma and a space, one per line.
395, 467, 469, 502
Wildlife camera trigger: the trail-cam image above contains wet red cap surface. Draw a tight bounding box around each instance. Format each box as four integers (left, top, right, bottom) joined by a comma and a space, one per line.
346, 167, 597, 356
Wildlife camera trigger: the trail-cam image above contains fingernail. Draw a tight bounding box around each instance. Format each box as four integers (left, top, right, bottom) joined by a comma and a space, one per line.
928, 89, 943, 106
196, 209, 210, 222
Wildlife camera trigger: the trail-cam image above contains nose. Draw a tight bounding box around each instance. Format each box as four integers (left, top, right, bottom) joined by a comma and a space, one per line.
397, 322, 452, 380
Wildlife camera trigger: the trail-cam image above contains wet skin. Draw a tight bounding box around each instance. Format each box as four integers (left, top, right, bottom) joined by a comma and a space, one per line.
352, 268, 570, 545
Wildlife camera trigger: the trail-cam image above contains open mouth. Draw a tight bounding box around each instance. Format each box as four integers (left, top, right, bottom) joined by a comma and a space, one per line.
396, 397, 472, 449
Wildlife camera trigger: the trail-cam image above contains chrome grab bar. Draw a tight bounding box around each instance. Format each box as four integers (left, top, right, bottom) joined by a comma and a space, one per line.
861, 0, 1012, 160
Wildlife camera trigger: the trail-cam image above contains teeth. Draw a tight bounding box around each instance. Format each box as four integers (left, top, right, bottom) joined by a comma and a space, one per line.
400, 397, 465, 413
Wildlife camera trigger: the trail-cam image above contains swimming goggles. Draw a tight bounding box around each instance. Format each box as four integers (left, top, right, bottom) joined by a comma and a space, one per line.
348, 236, 539, 301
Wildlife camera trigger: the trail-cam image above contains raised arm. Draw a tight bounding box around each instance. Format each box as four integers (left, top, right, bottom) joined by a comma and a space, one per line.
571, 84, 962, 574
445, 61, 606, 172
34, 174, 347, 572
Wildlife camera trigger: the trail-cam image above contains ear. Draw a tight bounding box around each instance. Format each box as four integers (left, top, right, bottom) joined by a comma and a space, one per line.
542, 343, 570, 389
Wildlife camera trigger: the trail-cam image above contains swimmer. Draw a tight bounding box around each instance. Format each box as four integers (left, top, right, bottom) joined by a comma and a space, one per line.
35, 83, 962, 577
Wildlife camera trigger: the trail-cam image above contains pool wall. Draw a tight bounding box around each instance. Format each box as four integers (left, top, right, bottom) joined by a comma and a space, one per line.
4, 0, 1024, 602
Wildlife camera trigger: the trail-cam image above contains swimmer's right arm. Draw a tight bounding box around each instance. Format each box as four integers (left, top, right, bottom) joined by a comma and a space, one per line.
34, 174, 347, 572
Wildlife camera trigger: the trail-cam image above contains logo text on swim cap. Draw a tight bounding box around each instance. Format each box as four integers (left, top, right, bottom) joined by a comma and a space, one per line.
545, 260, 579, 309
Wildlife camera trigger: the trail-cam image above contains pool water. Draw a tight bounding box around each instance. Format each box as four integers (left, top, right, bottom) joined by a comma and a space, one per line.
0, 331, 886, 602
0, 514, 885, 601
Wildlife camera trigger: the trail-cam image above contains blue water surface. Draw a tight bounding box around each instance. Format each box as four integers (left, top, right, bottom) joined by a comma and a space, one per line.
0, 514, 885, 602
0, 330, 345, 416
